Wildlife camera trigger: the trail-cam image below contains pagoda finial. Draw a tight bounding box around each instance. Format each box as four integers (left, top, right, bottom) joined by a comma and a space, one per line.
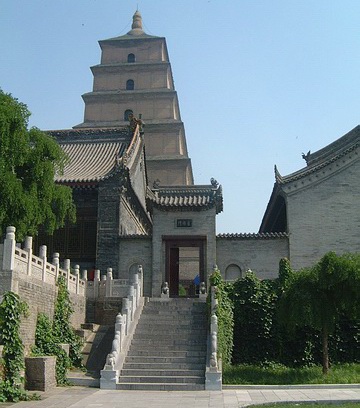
127, 10, 145, 36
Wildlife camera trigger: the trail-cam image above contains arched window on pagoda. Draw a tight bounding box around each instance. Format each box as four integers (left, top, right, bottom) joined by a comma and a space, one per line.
126, 79, 134, 90
124, 109, 133, 121
127, 53, 135, 63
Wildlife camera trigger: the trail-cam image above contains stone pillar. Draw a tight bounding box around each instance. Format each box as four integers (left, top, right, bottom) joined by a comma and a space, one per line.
94, 269, 100, 298
39, 245, 47, 282
74, 265, 80, 294
115, 313, 123, 352
64, 258, 71, 288
106, 268, 113, 297
121, 298, 130, 335
24, 236, 33, 276
128, 286, 135, 321
138, 265, 143, 296
52, 253, 60, 280
3, 226, 16, 271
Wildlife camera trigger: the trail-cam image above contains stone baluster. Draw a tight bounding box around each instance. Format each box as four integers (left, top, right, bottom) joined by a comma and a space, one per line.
138, 265, 143, 296
121, 298, 130, 335
74, 265, 80, 294
3, 226, 16, 272
39, 245, 47, 281
106, 268, 113, 297
115, 313, 124, 352
24, 236, 33, 276
94, 269, 100, 298
210, 313, 218, 370
63, 259, 71, 288
128, 286, 135, 321
132, 273, 139, 308
52, 253, 60, 280
82, 269, 88, 281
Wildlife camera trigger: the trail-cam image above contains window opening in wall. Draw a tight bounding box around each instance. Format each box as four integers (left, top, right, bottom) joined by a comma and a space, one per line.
124, 109, 133, 121
225, 264, 242, 281
126, 79, 134, 90
127, 53, 135, 63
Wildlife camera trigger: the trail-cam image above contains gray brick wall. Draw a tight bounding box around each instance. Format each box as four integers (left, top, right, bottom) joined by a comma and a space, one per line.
118, 237, 152, 296
287, 159, 360, 270
216, 236, 289, 280
0, 271, 85, 354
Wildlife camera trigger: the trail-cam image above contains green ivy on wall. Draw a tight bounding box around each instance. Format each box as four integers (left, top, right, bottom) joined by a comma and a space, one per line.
0, 292, 28, 402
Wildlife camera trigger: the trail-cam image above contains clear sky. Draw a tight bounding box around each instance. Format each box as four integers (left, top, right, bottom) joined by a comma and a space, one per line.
1, 1, 359, 233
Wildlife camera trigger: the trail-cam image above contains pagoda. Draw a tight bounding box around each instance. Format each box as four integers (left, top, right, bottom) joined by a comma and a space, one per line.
74, 11, 194, 187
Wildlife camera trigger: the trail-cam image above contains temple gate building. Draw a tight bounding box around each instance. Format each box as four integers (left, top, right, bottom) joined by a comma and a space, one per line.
37, 11, 359, 297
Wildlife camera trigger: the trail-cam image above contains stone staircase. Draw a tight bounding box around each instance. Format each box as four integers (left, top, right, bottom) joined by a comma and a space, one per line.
68, 323, 114, 387
117, 298, 208, 390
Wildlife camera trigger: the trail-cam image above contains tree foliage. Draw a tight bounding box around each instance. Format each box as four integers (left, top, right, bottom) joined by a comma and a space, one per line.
278, 252, 360, 374
209, 268, 234, 366
0, 90, 75, 240
52, 276, 83, 369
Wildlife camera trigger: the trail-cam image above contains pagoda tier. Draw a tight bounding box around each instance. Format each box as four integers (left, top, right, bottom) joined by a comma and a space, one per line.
74, 11, 193, 186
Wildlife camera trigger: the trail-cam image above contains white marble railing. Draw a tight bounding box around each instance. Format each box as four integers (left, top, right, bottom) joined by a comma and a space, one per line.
86, 269, 130, 299
100, 265, 144, 389
205, 285, 222, 390
1, 226, 86, 296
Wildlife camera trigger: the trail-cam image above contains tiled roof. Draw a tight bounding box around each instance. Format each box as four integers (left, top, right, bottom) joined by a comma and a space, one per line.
276, 126, 360, 185
148, 183, 223, 214
217, 232, 288, 240
48, 127, 132, 184
55, 141, 127, 183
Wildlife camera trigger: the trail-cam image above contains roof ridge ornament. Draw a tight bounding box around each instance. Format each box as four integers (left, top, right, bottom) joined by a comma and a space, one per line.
127, 10, 145, 36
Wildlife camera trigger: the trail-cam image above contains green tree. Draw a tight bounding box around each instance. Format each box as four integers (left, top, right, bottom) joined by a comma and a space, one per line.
278, 252, 360, 374
0, 90, 75, 240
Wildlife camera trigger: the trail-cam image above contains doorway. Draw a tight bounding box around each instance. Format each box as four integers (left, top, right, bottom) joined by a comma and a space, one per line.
165, 238, 206, 297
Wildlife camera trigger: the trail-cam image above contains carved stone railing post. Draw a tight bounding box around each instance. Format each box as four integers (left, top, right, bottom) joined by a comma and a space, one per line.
39, 245, 47, 281
52, 253, 60, 281
121, 298, 130, 336
138, 265, 143, 296
106, 268, 113, 297
94, 269, 100, 298
74, 265, 80, 294
115, 313, 123, 352
63, 259, 71, 288
82, 269, 88, 281
128, 286, 135, 321
3, 226, 16, 271
133, 273, 139, 308
205, 285, 222, 390
24, 236, 33, 276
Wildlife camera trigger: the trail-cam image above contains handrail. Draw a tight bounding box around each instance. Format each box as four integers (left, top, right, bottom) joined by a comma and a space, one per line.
100, 265, 144, 389
205, 285, 222, 390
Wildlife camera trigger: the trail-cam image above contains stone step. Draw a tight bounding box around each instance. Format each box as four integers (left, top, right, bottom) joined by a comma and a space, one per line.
124, 355, 206, 364
123, 362, 204, 370
130, 337, 206, 345
116, 382, 205, 391
118, 375, 204, 384
129, 344, 206, 352
126, 349, 206, 358
134, 328, 207, 336
120, 368, 204, 377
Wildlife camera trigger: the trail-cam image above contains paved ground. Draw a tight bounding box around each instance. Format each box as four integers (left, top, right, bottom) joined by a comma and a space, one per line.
6, 385, 360, 407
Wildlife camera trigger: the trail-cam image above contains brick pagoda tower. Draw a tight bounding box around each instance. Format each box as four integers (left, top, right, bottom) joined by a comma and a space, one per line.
74, 11, 194, 187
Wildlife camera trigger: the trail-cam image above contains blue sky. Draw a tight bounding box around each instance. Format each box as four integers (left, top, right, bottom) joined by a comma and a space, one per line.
1, 1, 359, 233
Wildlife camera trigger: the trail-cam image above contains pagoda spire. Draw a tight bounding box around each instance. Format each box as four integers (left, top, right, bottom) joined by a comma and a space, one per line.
127, 10, 145, 35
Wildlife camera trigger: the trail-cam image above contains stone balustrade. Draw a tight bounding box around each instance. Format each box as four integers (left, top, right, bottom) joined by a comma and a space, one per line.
205, 285, 222, 390
86, 268, 131, 299
0, 226, 86, 296
100, 265, 144, 389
